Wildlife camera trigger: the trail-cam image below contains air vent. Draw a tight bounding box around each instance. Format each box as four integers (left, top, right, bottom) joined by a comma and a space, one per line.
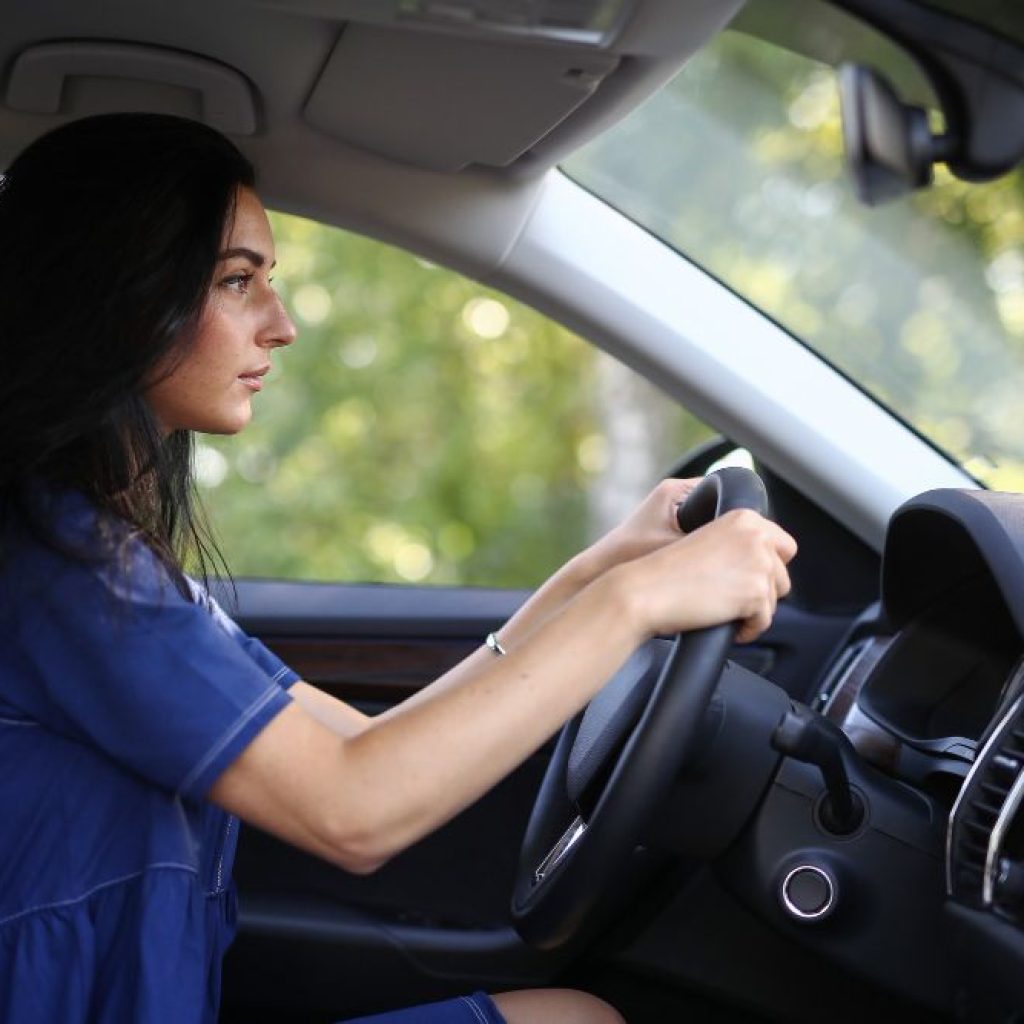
948, 693, 1024, 918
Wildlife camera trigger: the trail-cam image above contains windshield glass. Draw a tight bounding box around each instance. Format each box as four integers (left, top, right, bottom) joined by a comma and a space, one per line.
564, 6, 1024, 489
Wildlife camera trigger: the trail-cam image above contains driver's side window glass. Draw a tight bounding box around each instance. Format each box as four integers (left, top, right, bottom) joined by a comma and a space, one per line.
201, 214, 713, 587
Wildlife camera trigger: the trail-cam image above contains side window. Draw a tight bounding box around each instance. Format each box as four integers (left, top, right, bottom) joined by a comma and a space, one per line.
200, 213, 713, 587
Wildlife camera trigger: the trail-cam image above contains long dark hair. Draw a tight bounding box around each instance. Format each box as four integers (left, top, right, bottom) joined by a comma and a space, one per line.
0, 112, 256, 592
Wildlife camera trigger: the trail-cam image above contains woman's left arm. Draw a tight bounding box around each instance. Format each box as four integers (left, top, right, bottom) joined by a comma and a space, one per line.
299, 478, 699, 731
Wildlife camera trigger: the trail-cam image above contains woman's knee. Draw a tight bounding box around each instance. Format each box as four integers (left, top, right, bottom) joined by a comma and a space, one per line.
491, 987, 626, 1024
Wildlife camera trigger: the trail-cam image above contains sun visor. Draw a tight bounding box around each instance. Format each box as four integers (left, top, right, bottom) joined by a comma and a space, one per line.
882, 489, 1024, 635
304, 24, 619, 172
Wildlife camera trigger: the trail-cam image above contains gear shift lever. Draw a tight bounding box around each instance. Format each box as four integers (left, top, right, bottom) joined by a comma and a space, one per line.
772, 703, 865, 835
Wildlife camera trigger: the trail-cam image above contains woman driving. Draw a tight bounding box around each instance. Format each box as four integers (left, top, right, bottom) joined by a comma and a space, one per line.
0, 113, 796, 1024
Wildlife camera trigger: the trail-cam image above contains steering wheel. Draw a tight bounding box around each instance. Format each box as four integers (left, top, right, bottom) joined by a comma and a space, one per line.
511, 467, 770, 950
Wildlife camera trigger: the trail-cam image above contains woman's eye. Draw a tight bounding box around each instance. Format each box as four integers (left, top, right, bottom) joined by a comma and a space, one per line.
221, 272, 254, 295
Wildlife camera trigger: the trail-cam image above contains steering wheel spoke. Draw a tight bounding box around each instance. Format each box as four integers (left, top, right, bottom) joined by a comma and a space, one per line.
534, 815, 587, 885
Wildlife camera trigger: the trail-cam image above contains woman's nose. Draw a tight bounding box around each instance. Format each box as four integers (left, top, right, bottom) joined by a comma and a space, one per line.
262, 292, 298, 349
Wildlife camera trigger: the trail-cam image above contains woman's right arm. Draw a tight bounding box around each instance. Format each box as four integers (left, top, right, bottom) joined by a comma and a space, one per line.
209, 509, 796, 874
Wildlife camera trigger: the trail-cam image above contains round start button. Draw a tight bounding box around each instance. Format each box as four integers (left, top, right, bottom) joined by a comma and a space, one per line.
780, 865, 836, 920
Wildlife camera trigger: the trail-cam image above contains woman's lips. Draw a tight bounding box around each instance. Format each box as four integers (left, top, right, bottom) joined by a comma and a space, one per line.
238, 366, 270, 392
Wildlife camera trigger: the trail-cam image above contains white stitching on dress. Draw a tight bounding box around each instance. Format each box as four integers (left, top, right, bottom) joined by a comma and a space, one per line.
459, 996, 488, 1024
177, 684, 283, 797
0, 863, 198, 930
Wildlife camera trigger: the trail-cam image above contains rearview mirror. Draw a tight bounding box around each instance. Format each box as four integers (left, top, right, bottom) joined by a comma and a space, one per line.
838, 63, 954, 206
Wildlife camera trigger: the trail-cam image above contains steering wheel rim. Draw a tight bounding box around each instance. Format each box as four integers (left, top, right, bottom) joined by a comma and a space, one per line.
510, 467, 770, 950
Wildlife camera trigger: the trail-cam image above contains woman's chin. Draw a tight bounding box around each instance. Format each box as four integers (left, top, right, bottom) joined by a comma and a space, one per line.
196, 403, 253, 436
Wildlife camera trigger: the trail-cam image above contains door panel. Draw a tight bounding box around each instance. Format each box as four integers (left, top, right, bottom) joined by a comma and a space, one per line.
267, 637, 480, 705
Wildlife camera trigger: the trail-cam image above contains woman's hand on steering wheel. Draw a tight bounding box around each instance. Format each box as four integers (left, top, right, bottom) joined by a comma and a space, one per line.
579, 477, 701, 580
606, 507, 798, 645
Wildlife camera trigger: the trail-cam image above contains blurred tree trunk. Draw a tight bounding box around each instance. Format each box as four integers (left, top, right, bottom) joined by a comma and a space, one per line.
589, 352, 669, 539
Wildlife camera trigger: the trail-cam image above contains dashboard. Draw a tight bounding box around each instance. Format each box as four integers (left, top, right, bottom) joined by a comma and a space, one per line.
809, 488, 1024, 1019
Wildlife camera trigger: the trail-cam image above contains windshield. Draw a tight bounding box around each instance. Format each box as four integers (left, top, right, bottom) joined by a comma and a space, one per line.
564, 5, 1024, 490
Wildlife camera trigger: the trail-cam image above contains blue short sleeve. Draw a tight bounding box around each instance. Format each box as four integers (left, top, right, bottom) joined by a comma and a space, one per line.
0, 507, 294, 801
188, 580, 301, 692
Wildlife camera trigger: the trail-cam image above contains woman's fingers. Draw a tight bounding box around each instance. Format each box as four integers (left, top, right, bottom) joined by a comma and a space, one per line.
774, 554, 793, 601
729, 515, 795, 643
584, 477, 704, 578
620, 507, 797, 641
665, 477, 701, 530
641, 477, 701, 534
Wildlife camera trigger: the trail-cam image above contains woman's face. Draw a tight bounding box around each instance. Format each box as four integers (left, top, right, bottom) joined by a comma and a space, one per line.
146, 186, 297, 435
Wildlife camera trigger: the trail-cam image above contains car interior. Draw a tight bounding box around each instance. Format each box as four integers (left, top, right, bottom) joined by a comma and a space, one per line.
2, 0, 1024, 1021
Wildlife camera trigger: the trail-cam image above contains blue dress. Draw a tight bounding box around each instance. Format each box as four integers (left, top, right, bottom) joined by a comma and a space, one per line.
0, 489, 507, 1024
0, 490, 297, 1022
